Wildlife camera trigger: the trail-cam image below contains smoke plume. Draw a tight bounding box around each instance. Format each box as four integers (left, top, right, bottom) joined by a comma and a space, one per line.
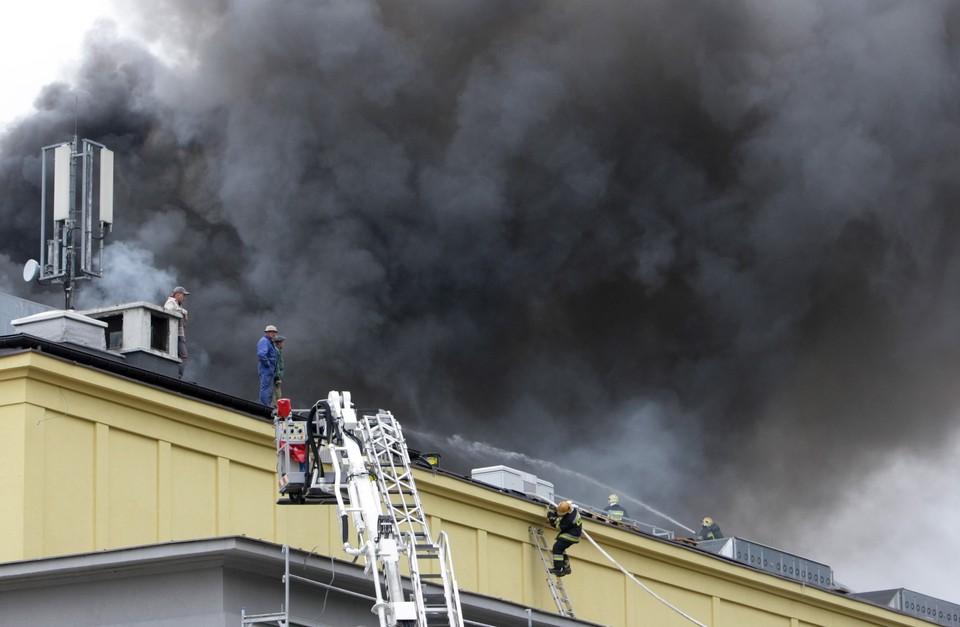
3, 0, 960, 597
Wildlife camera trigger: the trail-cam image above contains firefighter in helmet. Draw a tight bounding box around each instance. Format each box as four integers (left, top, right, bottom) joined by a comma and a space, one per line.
695, 516, 723, 541
604, 493, 628, 521
547, 500, 582, 576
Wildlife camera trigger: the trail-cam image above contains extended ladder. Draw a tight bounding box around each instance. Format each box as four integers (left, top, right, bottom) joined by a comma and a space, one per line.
529, 526, 576, 618
359, 411, 464, 627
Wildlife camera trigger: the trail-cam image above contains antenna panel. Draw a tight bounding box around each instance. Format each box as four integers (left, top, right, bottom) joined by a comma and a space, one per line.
53, 144, 72, 221
99, 148, 114, 224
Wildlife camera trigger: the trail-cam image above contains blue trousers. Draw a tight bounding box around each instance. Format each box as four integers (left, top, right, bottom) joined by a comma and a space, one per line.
258, 370, 274, 406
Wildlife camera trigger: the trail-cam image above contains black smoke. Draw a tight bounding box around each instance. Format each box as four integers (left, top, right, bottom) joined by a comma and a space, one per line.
3, 0, 960, 571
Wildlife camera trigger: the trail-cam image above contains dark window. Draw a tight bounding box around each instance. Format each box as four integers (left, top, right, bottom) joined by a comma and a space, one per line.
102, 315, 123, 349
151, 314, 169, 352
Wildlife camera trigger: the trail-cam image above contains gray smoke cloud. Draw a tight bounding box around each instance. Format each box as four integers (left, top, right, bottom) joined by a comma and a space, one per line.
2, 0, 960, 599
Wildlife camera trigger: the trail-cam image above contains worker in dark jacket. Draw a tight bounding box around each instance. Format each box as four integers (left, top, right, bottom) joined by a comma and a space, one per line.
695, 516, 723, 541
271, 334, 286, 407
604, 493, 628, 521
547, 500, 582, 577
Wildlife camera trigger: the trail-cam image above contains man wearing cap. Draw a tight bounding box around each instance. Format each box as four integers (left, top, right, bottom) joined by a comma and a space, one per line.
258, 325, 279, 406
272, 334, 286, 407
163, 286, 190, 378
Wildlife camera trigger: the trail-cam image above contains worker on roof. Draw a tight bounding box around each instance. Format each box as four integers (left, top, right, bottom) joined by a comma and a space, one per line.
163, 286, 190, 379
257, 325, 279, 406
695, 516, 723, 541
604, 493, 628, 521
271, 334, 286, 407
547, 500, 582, 577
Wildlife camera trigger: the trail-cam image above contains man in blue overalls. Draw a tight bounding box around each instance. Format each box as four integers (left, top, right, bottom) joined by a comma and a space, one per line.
257, 325, 279, 406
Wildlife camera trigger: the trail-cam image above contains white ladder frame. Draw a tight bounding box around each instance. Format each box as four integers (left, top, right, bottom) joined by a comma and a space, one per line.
359, 411, 465, 627
529, 526, 576, 618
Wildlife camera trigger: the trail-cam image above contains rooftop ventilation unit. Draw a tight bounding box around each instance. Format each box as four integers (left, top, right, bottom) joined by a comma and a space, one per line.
697, 537, 834, 589
79, 302, 181, 378
471, 465, 554, 503
855, 588, 960, 627
12, 309, 107, 351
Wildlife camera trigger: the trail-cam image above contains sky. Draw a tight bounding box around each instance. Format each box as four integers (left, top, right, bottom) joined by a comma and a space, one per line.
0, 2, 115, 131
1, 0, 959, 609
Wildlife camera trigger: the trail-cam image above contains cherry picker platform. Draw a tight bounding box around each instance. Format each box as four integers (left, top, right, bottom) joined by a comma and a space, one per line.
274, 391, 464, 627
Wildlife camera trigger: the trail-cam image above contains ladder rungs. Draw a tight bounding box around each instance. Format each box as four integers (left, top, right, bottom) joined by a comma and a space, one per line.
357, 418, 464, 622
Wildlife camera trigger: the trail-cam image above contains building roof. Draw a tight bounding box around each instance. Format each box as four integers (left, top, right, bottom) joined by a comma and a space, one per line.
0, 332, 272, 420
0, 298, 947, 627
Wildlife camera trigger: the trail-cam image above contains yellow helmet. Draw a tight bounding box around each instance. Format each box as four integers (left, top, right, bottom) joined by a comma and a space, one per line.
608, 494, 619, 504
557, 500, 573, 515
702, 516, 714, 527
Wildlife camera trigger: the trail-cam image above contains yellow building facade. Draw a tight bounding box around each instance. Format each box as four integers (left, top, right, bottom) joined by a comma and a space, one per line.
0, 348, 931, 627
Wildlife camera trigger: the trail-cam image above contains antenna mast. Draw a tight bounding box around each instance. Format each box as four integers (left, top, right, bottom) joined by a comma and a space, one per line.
24, 137, 115, 309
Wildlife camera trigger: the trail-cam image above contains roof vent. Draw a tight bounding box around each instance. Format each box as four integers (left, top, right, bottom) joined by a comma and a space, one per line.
78, 302, 181, 377
697, 537, 834, 588
12, 309, 107, 350
471, 465, 554, 502
855, 588, 960, 626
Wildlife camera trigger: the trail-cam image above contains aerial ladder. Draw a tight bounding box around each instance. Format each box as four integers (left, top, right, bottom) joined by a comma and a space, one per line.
274, 391, 464, 627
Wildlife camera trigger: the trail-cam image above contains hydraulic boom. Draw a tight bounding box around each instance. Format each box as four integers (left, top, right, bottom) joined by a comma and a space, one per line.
274, 391, 463, 627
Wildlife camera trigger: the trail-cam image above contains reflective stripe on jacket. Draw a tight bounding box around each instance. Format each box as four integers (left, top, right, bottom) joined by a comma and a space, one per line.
554, 508, 582, 543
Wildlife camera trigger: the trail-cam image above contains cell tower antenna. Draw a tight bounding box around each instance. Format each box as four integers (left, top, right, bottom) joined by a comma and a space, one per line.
23, 136, 116, 309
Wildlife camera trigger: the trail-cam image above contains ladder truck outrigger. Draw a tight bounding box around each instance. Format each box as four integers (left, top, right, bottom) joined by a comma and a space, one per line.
274, 391, 464, 627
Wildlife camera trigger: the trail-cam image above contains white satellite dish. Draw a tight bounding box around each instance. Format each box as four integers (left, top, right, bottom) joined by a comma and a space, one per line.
23, 259, 40, 282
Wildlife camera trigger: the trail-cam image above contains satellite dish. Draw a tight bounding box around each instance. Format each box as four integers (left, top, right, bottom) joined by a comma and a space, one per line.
23, 259, 40, 282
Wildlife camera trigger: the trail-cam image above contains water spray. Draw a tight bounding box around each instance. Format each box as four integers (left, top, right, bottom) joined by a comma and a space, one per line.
406, 430, 696, 534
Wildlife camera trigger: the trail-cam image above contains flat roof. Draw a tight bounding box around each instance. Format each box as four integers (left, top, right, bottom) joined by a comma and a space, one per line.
0, 333, 272, 420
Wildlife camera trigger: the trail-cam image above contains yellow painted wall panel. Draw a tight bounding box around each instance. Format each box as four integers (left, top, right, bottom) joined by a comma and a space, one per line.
20, 404, 48, 558
792, 608, 889, 627
573, 560, 626, 624
438, 521, 478, 592
716, 598, 792, 627
0, 377, 27, 405
628, 581, 713, 627
0, 406, 27, 561
227, 460, 274, 540
485, 533, 523, 602
108, 427, 159, 548
275, 503, 337, 555
170, 446, 217, 539
524, 541, 565, 611
40, 414, 95, 556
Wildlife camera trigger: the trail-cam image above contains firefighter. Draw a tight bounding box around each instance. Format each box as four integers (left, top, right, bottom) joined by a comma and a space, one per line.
604, 493, 628, 521
695, 516, 723, 541
547, 500, 582, 576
